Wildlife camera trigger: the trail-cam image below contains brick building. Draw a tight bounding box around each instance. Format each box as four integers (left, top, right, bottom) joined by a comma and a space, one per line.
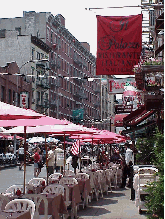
0, 11, 114, 128
0, 62, 32, 107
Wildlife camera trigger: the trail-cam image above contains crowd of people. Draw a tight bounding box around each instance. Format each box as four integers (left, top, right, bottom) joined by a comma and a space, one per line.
5, 139, 134, 189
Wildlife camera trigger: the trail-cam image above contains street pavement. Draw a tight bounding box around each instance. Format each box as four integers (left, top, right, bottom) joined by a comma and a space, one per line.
77, 187, 148, 219
0, 165, 148, 219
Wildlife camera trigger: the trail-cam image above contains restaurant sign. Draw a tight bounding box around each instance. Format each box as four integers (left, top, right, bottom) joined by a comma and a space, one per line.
115, 104, 133, 114
109, 77, 136, 94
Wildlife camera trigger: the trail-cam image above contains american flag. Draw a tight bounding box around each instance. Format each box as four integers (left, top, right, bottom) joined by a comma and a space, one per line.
71, 140, 81, 155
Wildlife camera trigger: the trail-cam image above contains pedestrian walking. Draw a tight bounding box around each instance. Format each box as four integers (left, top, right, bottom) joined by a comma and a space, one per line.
54, 146, 64, 173
18, 145, 24, 170
121, 160, 128, 188
38, 150, 44, 175
47, 146, 55, 176
32, 148, 40, 177
71, 155, 78, 174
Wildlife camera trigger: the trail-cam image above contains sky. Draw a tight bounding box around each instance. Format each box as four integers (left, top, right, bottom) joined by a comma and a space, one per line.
0, 0, 141, 56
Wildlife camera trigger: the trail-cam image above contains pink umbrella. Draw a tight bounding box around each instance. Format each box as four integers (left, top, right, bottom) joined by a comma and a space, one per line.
0, 101, 43, 120
0, 116, 70, 127
4, 123, 95, 180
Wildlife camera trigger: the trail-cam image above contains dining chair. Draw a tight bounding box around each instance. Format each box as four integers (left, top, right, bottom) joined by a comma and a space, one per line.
104, 169, 112, 192
75, 173, 89, 180
28, 178, 46, 187
5, 185, 25, 195
59, 177, 78, 185
0, 194, 10, 210
96, 170, 104, 198
59, 177, 78, 219
64, 170, 75, 176
116, 168, 123, 188
48, 173, 63, 184
5, 198, 35, 219
43, 184, 65, 196
22, 194, 52, 219
87, 171, 99, 201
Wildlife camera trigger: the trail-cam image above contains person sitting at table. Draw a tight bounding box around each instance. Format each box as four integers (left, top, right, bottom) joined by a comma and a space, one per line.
47, 146, 55, 176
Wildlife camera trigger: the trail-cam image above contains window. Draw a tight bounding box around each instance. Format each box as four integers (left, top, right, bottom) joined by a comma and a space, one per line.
1, 86, 5, 102
15, 27, 21, 35
51, 31, 53, 43
47, 27, 50, 41
8, 89, 12, 104
37, 91, 40, 101
13, 91, 15, 104
37, 52, 40, 60
31, 47, 35, 60
41, 53, 44, 60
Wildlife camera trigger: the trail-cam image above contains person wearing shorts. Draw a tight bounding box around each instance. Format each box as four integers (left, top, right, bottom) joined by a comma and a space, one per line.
33, 148, 40, 177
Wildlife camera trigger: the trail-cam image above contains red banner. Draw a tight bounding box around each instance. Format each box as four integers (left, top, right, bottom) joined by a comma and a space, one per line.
96, 14, 142, 75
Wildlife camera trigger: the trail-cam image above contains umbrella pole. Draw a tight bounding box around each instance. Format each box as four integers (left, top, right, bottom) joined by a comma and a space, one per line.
79, 137, 81, 172
23, 126, 27, 194
63, 133, 66, 175
45, 134, 48, 186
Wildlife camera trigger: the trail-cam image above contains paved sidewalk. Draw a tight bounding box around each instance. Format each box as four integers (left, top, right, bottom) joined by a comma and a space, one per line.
77, 187, 148, 219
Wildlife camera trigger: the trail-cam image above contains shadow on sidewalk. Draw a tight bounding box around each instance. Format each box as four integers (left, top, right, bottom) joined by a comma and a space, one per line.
78, 206, 111, 217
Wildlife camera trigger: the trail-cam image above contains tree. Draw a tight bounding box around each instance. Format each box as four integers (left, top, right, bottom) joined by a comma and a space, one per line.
145, 129, 164, 219
135, 137, 156, 165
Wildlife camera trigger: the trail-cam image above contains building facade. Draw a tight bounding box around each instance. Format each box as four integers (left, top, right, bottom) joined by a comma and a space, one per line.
0, 29, 51, 114
0, 11, 117, 128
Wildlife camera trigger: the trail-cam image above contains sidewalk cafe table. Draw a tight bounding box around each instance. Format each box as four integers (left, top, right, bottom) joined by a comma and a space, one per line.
0, 210, 31, 219
39, 193, 68, 219
77, 178, 91, 206
63, 183, 81, 218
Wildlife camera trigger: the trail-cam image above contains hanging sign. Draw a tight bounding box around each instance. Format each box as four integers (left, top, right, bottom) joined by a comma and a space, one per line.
20, 92, 28, 108
96, 14, 142, 75
109, 77, 136, 94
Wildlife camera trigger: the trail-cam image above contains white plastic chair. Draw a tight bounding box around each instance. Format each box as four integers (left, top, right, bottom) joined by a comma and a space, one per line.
28, 178, 46, 187
0, 194, 10, 210
59, 177, 78, 219
104, 169, 112, 192
75, 173, 90, 209
5, 199, 35, 219
116, 168, 123, 187
88, 171, 99, 201
110, 165, 118, 189
48, 173, 63, 184
96, 170, 104, 198
136, 173, 157, 213
43, 184, 65, 196
22, 194, 52, 219
5, 184, 26, 195
59, 177, 78, 185
75, 173, 89, 180
64, 170, 75, 176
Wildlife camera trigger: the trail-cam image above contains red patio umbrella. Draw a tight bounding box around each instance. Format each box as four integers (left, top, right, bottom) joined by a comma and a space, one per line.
0, 116, 70, 127
0, 101, 43, 120
4, 123, 96, 182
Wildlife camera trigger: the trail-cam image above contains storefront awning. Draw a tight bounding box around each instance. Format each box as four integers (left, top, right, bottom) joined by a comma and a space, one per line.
123, 106, 155, 127
114, 114, 128, 127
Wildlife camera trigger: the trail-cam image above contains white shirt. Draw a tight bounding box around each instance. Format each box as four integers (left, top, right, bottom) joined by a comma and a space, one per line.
18, 147, 24, 155
47, 150, 55, 166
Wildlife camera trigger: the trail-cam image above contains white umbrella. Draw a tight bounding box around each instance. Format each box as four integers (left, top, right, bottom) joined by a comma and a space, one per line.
46, 137, 59, 143
28, 136, 45, 143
